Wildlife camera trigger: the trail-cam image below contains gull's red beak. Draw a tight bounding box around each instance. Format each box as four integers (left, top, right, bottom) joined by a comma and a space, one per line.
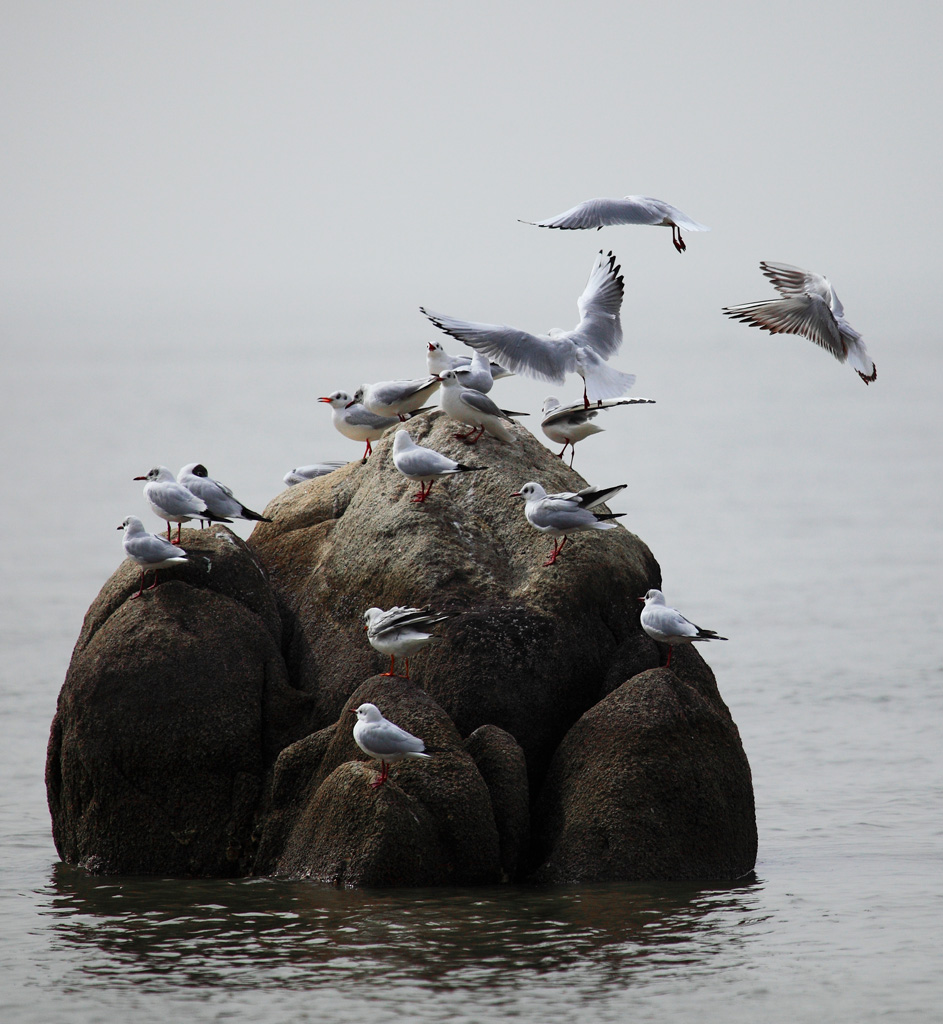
133, 475, 146, 480
317, 396, 332, 403
510, 491, 522, 497
427, 343, 435, 351
348, 707, 358, 715
638, 596, 646, 602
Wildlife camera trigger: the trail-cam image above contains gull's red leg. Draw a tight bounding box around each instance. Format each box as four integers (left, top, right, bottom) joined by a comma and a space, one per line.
371, 760, 389, 788
380, 654, 396, 677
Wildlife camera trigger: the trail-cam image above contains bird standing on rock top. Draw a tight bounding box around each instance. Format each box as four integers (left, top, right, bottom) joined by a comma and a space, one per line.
437, 369, 518, 443
512, 481, 627, 566
639, 588, 728, 667
520, 195, 710, 253
318, 390, 403, 460
540, 395, 656, 467
391, 429, 485, 503
134, 466, 231, 544
177, 463, 273, 526
118, 515, 189, 598
350, 702, 432, 789
722, 261, 877, 384
421, 249, 634, 410
363, 605, 455, 679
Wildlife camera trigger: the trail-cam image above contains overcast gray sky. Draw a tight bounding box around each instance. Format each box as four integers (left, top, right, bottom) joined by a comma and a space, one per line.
2, 0, 940, 362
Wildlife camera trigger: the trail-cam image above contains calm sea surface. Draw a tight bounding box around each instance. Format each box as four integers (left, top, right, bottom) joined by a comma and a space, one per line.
2, 324, 941, 1022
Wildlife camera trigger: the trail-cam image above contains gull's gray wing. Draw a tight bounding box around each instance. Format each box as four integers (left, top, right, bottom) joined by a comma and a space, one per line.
394, 446, 456, 476
459, 388, 513, 422
522, 196, 708, 232
759, 261, 831, 302
125, 531, 185, 563
569, 250, 624, 359
576, 483, 627, 509
541, 396, 655, 427
421, 308, 575, 385
345, 404, 400, 429
362, 721, 425, 755
722, 296, 847, 362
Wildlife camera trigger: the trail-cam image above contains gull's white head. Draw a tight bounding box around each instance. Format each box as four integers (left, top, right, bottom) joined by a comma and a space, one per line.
641, 589, 666, 606
118, 515, 145, 533
134, 466, 175, 483
511, 482, 547, 501
318, 391, 353, 408
438, 369, 461, 388
392, 430, 414, 451
541, 397, 561, 416
353, 702, 383, 723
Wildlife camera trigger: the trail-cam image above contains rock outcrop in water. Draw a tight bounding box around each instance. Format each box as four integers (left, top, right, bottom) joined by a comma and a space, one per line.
47, 410, 757, 884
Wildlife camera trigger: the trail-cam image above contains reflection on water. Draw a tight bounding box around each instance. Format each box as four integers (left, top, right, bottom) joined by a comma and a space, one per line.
42, 864, 765, 997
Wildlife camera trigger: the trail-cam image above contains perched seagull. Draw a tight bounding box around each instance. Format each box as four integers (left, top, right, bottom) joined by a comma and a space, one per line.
283, 462, 347, 487
511, 481, 626, 566
134, 466, 231, 544
177, 463, 272, 526
363, 605, 455, 679
392, 429, 485, 503
360, 376, 442, 419
541, 395, 656, 466
421, 250, 635, 409
350, 702, 432, 789
118, 515, 189, 598
438, 369, 518, 443
722, 261, 877, 384
426, 340, 511, 381
318, 390, 403, 459
520, 195, 710, 253
639, 588, 728, 667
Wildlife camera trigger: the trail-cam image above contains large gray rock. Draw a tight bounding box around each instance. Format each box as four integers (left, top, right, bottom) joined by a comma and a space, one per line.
47, 413, 757, 886
529, 663, 757, 883
249, 411, 661, 784
46, 528, 312, 876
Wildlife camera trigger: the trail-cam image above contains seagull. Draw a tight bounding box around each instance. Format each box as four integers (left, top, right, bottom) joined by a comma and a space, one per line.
350, 702, 432, 789
118, 515, 189, 598
134, 466, 231, 543
541, 395, 656, 466
283, 462, 347, 486
722, 261, 877, 384
318, 390, 403, 459
511, 481, 626, 566
363, 605, 455, 679
421, 249, 635, 409
177, 463, 273, 526
392, 429, 485, 503
639, 588, 728, 667
438, 369, 518, 443
520, 195, 710, 253
360, 376, 442, 419
426, 341, 511, 382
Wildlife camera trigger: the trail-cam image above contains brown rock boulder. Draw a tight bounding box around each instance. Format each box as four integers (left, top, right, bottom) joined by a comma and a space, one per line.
529, 664, 757, 883
464, 724, 530, 880
46, 529, 312, 876
249, 410, 661, 783
260, 677, 503, 886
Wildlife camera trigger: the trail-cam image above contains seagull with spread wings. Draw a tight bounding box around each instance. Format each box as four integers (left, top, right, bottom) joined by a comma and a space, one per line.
422, 250, 635, 410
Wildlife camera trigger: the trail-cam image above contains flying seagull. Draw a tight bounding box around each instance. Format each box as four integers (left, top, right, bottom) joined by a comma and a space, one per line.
422, 249, 635, 409
722, 261, 876, 384
520, 195, 709, 253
